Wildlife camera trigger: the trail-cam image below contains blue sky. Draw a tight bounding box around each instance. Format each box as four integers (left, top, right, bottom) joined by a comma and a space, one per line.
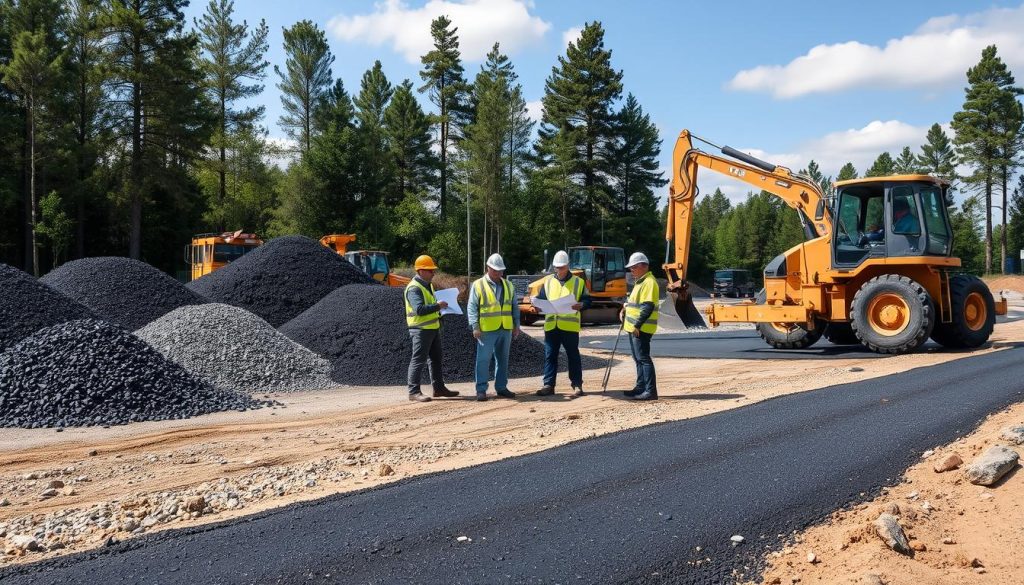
183, 0, 1024, 205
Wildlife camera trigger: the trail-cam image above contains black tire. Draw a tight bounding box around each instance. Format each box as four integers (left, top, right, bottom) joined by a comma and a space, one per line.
930, 275, 995, 349
754, 289, 823, 349
850, 275, 934, 354
823, 322, 860, 345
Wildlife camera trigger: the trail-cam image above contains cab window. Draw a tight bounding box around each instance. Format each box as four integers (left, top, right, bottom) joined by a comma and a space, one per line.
920, 186, 951, 255
890, 186, 921, 235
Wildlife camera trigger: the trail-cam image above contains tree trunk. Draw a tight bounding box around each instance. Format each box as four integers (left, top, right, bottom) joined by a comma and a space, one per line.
129, 63, 143, 260
76, 62, 88, 259
985, 179, 993, 274
439, 75, 447, 218
219, 93, 227, 231
22, 110, 32, 272
1003, 167, 1009, 274
29, 95, 39, 277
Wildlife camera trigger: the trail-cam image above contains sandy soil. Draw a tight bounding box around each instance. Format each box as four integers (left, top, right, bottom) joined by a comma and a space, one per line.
755, 403, 1024, 585
1, 312, 1023, 568
983, 275, 1024, 297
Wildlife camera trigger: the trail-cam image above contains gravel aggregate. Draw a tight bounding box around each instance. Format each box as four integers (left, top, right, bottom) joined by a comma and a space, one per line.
135, 304, 334, 393
280, 284, 602, 386
0, 320, 266, 429
186, 236, 375, 327
0, 263, 96, 352
40, 257, 207, 330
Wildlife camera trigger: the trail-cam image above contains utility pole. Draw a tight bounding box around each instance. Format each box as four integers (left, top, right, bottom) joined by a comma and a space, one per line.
466, 191, 471, 277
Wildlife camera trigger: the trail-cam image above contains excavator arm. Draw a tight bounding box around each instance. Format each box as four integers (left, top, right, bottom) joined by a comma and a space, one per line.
663, 129, 831, 327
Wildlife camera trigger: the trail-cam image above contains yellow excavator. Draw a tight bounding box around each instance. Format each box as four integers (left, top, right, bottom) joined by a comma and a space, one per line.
319, 234, 410, 287
184, 231, 263, 281
665, 129, 1002, 354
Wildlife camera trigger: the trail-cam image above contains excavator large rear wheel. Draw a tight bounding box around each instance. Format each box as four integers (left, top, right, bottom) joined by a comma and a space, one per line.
851, 274, 934, 354
930, 274, 995, 349
754, 289, 822, 349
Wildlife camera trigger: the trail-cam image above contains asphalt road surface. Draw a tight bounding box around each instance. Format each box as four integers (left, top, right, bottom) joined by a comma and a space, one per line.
5, 345, 1024, 585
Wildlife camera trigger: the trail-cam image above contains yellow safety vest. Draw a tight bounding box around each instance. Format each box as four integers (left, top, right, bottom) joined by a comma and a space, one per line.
624, 272, 659, 334
543, 274, 584, 333
474, 277, 514, 332
405, 279, 440, 330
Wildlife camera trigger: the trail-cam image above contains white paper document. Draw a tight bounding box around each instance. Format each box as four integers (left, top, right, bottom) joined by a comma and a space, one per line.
434, 288, 463, 315
531, 295, 577, 315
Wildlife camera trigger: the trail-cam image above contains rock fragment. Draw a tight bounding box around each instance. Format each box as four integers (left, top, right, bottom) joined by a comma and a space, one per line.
873, 513, 911, 555
933, 453, 962, 473
965, 445, 1019, 485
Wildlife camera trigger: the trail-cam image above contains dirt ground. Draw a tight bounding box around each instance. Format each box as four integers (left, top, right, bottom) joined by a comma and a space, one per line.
983, 274, 1024, 297
2, 309, 1024, 571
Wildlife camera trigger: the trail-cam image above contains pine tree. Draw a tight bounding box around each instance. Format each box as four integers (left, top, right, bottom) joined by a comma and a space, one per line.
893, 146, 918, 174
799, 160, 832, 198
537, 21, 623, 242
608, 93, 665, 255
418, 15, 467, 218
275, 20, 333, 156
384, 79, 436, 201
952, 45, 1023, 273
837, 162, 858, 181
1, 29, 62, 275
916, 123, 957, 206
996, 98, 1023, 273
689, 188, 731, 284
195, 0, 269, 228
865, 152, 895, 177
353, 60, 394, 209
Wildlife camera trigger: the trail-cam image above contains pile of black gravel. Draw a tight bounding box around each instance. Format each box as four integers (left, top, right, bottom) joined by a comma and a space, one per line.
0, 263, 98, 352
280, 284, 602, 386
41, 257, 207, 330
187, 235, 376, 327
0, 319, 265, 429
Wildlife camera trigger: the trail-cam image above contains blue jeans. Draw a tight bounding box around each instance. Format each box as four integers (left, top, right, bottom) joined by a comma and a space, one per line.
475, 330, 512, 395
543, 329, 582, 388
629, 331, 656, 394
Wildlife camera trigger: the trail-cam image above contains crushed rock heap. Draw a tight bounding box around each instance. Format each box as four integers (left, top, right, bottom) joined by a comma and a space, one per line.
41, 257, 207, 330
187, 235, 376, 327
280, 284, 602, 386
0, 319, 265, 428
135, 303, 334, 393
0, 263, 97, 352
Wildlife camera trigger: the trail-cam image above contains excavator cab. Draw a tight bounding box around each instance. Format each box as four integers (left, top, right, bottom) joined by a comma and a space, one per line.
833, 178, 953, 268
344, 251, 392, 283
568, 246, 626, 293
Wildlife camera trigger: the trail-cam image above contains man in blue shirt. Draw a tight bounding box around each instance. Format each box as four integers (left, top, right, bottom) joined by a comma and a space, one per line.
467, 253, 521, 401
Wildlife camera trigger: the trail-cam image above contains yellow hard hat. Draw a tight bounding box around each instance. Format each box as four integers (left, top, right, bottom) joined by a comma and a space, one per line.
414, 255, 439, 271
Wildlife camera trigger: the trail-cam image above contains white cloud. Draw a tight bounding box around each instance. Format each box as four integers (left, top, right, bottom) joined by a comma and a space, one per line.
328, 0, 551, 64
562, 26, 582, 48
728, 5, 1024, 98
525, 99, 543, 122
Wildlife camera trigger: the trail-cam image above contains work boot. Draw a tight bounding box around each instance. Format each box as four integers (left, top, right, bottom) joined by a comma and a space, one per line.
476, 394, 488, 402
495, 389, 517, 399
409, 393, 432, 403
571, 387, 584, 398
432, 387, 459, 398
631, 390, 657, 401
622, 388, 641, 397
535, 385, 555, 397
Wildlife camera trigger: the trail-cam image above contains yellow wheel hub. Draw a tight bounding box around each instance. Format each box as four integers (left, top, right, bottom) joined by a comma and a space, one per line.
963, 292, 987, 331
770, 322, 795, 334
867, 293, 911, 337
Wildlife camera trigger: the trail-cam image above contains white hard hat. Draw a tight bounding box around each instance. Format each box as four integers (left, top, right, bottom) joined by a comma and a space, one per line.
625, 252, 649, 268
486, 253, 506, 271
552, 250, 569, 268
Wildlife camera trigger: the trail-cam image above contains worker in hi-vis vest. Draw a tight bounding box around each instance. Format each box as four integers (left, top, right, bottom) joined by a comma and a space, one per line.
404, 255, 459, 403
528, 250, 591, 398
620, 252, 659, 401
467, 253, 521, 401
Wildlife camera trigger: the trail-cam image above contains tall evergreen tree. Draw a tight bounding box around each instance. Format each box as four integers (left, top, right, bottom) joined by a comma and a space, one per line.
608, 93, 665, 254
916, 123, 957, 206
688, 188, 730, 284
837, 162, 858, 181
893, 146, 918, 174
275, 20, 333, 156
536, 21, 623, 242
865, 152, 895, 177
195, 0, 269, 228
952, 45, 1022, 273
353, 60, 394, 209
418, 15, 467, 218
996, 98, 1023, 272
799, 160, 832, 198
384, 79, 436, 202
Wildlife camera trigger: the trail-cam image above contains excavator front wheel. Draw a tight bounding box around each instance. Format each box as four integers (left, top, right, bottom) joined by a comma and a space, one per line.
930, 274, 995, 349
851, 275, 934, 354
754, 289, 822, 349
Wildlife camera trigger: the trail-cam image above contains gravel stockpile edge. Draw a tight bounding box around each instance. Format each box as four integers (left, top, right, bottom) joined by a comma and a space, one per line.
280, 284, 602, 386
0, 319, 267, 428
40, 257, 207, 330
0, 263, 98, 352
186, 235, 376, 327
135, 303, 334, 393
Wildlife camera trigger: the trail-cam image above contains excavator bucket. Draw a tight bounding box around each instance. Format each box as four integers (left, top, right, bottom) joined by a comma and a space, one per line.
663, 283, 706, 329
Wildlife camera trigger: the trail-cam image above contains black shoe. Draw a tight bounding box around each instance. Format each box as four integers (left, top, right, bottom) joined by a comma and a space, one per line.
409, 393, 432, 403
571, 387, 584, 398
476, 394, 488, 402
535, 386, 555, 396
433, 387, 459, 398
632, 391, 657, 401
622, 388, 641, 397
496, 389, 517, 399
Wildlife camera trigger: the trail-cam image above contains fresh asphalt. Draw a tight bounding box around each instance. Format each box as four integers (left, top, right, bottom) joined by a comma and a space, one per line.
4, 344, 1024, 584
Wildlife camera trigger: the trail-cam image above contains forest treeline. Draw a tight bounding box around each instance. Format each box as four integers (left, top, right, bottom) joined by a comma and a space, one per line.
1, 1, 1022, 283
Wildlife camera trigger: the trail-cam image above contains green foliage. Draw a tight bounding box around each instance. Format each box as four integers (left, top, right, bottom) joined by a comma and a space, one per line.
837, 162, 858, 181
950, 194, 987, 275
36, 190, 74, 266
865, 152, 895, 177
384, 80, 437, 201
799, 160, 832, 198
893, 146, 918, 174
916, 123, 957, 206
274, 20, 332, 155
1008, 173, 1024, 263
